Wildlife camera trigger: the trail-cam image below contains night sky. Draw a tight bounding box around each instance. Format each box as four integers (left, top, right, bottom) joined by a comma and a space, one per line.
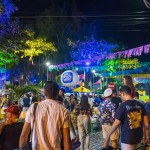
14, 0, 150, 61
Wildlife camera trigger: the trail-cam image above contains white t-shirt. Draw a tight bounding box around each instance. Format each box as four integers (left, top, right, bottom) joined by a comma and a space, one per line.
25, 99, 70, 150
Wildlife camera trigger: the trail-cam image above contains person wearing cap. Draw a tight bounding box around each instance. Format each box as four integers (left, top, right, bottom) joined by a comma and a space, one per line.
0, 105, 24, 150
98, 88, 119, 148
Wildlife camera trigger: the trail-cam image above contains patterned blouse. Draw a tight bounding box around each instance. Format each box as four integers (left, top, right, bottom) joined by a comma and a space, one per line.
79, 105, 93, 116
98, 99, 116, 125
70, 112, 78, 129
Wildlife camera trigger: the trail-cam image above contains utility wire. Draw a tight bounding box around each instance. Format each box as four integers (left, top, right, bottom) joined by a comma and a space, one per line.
1, 14, 150, 19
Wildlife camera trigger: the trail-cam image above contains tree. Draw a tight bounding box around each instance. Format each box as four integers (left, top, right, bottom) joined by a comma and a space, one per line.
69, 37, 119, 61
0, 0, 21, 51
15, 30, 57, 63
9, 29, 57, 85
34, 0, 89, 64
6, 84, 40, 100
0, 51, 18, 67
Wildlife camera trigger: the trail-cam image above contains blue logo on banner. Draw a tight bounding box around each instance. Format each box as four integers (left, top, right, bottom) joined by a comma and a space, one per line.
62, 72, 73, 83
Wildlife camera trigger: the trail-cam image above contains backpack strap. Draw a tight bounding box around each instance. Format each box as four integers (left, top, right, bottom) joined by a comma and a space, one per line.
33, 103, 38, 119
30, 103, 38, 142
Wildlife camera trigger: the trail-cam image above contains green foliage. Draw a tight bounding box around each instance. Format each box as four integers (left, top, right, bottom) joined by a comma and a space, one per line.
0, 0, 4, 14
55, 75, 61, 85
6, 84, 41, 100
0, 51, 18, 67
15, 29, 57, 63
103, 58, 140, 72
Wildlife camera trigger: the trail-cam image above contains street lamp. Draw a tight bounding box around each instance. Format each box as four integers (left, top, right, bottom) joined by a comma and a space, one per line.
46, 62, 50, 81
75, 68, 78, 71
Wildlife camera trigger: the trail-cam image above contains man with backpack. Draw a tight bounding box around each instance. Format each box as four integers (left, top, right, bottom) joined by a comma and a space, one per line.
19, 81, 71, 150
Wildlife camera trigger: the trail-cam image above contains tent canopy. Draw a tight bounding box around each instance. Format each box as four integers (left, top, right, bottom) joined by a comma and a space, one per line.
73, 86, 91, 93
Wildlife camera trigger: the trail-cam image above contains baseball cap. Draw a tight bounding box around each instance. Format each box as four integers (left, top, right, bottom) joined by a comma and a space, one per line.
4, 105, 21, 116
104, 88, 113, 97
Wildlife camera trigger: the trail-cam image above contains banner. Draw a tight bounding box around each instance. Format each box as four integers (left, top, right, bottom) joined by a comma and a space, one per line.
96, 66, 150, 77
51, 44, 150, 69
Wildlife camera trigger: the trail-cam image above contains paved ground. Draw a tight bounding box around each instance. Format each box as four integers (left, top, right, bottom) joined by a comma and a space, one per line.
77, 131, 104, 150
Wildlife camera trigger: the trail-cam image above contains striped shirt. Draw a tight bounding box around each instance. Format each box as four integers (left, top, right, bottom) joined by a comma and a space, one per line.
25, 99, 70, 150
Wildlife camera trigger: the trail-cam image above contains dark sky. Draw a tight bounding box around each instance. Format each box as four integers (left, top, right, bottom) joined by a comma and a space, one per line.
15, 0, 148, 13
14, 0, 150, 61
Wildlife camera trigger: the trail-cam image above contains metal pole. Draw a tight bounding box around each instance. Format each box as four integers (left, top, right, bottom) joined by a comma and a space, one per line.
84, 70, 86, 87
47, 67, 48, 81
93, 73, 94, 90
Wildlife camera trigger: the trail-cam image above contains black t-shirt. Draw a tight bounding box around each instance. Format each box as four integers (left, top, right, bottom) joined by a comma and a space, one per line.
115, 100, 147, 144
0, 122, 24, 150
111, 97, 122, 111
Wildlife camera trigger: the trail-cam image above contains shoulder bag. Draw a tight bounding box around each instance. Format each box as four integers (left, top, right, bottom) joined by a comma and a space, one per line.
20, 103, 38, 150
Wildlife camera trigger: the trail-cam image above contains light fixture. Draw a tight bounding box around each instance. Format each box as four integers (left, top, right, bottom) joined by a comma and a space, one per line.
46, 62, 50, 66
75, 68, 78, 71
92, 70, 96, 73
86, 62, 90, 66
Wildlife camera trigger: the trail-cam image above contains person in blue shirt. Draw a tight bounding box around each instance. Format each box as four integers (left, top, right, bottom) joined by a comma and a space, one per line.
21, 94, 30, 111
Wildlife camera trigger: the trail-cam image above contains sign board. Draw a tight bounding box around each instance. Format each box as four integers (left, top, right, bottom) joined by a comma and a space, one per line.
108, 82, 115, 90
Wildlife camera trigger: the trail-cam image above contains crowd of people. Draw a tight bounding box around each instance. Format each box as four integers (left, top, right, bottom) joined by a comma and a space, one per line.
0, 75, 149, 150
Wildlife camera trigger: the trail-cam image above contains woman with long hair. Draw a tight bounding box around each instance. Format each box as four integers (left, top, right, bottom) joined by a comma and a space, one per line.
78, 95, 92, 150
123, 75, 135, 98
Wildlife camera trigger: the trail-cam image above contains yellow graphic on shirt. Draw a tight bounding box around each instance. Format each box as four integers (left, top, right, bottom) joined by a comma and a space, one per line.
127, 111, 142, 129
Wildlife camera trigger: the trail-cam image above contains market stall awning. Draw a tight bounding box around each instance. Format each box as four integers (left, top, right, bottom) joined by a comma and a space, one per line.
73, 86, 91, 93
